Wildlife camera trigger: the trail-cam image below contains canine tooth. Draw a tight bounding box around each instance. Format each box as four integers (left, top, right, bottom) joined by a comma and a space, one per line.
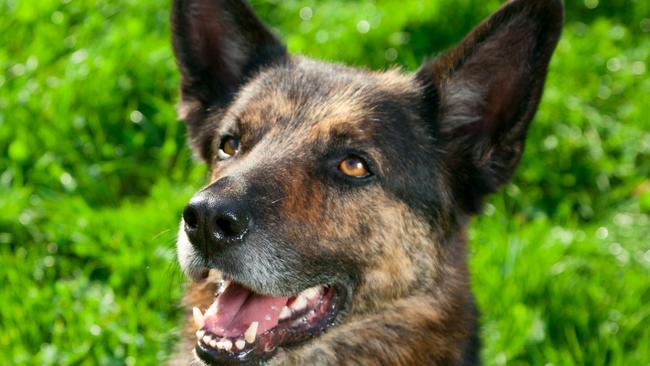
279, 306, 292, 320
291, 295, 307, 312
193, 307, 205, 329
301, 287, 320, 300
222, 339, 233, 351
244, 321, 258, 343
235, 339, 246, 350
203, 334, 213, 345
196, 330, 205, 340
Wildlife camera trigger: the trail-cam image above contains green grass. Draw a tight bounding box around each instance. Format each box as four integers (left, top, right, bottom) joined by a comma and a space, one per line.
1, 0, 649, 364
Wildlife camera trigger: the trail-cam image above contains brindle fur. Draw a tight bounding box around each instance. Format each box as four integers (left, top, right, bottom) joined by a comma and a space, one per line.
169, 0, 563, 364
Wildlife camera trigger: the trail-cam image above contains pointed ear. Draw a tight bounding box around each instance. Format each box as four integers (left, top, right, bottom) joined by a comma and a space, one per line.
416, 0, 563, 212
172, 0, 287, 160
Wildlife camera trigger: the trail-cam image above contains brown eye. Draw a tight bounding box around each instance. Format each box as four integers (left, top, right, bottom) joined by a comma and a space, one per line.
218, 136, 240, 159
338, 156, 370, 178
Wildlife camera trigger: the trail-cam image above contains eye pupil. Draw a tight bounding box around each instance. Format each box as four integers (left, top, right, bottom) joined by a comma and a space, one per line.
346, 159, 360, 169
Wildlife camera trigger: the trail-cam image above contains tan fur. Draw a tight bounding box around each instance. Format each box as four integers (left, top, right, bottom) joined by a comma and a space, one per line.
169, 0, 563, 364
171, 194, 473, 365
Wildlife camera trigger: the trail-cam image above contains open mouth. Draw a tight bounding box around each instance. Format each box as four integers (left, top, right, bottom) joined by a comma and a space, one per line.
192, 279, 343, 365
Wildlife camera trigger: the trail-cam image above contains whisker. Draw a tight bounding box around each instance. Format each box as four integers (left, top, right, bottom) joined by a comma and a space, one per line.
270, 196, 288, 205
152, 228, 173, 241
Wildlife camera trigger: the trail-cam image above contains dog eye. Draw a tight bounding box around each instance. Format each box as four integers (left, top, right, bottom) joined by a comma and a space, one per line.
218, 136, 240, 159
338, 156, 371, 178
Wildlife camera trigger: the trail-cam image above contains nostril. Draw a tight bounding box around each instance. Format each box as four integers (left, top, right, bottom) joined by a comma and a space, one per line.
214, 210, 249, 240
216, 217, 236, 236
183, 205, 199, 231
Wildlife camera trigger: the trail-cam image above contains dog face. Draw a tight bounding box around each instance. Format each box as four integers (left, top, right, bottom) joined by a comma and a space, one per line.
178, 59, 446, 292
172, 0, 562, 364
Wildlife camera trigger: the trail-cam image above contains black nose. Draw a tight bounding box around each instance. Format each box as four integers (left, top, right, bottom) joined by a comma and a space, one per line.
183, 190, 251, 254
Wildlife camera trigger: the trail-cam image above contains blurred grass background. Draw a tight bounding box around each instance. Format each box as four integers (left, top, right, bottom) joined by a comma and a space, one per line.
1, 0, 649, 364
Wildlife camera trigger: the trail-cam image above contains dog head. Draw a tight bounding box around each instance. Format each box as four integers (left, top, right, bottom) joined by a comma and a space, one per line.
172, 0, 562, 364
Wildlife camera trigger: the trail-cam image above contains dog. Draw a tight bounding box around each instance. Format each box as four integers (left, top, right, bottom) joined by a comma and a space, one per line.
168, 0, 563, 364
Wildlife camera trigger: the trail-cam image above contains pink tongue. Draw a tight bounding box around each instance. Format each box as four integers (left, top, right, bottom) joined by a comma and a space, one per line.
204, 283, 288, 338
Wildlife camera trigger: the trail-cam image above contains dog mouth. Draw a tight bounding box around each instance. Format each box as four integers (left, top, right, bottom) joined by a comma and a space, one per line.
193, 279, 343, 365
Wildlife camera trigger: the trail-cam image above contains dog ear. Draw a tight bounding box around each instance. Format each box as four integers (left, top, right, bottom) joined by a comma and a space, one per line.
172, 0, 287, 161
416, 0, 563, 212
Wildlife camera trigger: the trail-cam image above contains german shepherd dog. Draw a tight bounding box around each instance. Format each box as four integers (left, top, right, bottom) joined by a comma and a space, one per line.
169, 0, 563, 364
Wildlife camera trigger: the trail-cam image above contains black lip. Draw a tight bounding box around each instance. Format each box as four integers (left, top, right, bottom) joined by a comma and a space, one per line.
194, 284, 349, 366
196, 342, 259, 365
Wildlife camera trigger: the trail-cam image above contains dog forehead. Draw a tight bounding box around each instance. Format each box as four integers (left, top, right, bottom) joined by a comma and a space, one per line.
230, 58, 418, 138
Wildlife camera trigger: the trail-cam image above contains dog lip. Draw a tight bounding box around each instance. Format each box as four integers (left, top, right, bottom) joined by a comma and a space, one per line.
199, 266, 306, 299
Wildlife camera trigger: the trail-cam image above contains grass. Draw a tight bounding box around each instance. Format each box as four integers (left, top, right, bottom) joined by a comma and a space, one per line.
1, 0, 648, 364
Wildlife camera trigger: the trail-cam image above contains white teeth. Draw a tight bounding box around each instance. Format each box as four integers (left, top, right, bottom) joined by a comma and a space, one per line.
202, 334, 213, 345
244, 321, 258, 343
235, 339, 246, 350
196, 330, 205, 340
301, 287, 320, 300
216, 340, 225, 350
279, 306, 292, 320
209, 339, 218, 348
193, 307, 205, 329
222, 339, 233, 351
291, 295, 307, 312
